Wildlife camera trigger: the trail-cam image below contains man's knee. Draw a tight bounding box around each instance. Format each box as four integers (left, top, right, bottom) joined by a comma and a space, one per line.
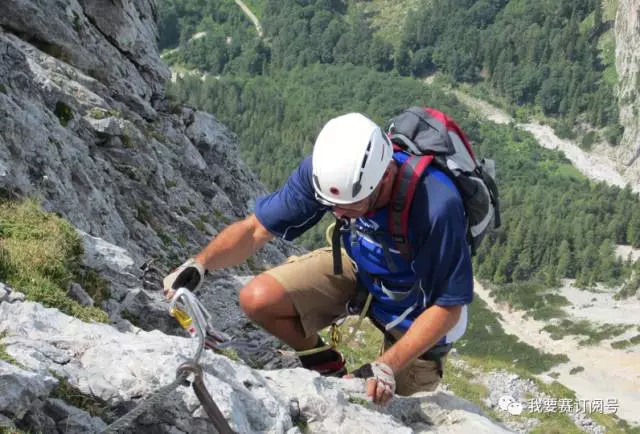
238, 273, 297, 321
395, 357, 445, 396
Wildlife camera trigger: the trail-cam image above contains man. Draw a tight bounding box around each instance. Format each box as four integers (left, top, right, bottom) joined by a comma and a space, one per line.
164, 112, 473, 406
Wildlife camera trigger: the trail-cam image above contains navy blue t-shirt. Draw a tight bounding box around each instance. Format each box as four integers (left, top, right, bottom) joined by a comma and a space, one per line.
255, 156, 473, 308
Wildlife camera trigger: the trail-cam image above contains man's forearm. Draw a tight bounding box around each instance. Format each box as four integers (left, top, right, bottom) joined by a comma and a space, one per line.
377, 304, 462, 372
194, 214, 273, 271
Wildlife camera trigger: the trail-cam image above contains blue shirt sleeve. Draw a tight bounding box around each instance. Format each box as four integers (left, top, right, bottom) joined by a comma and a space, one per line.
409, 168, 474, 306
254, 156, 327, 241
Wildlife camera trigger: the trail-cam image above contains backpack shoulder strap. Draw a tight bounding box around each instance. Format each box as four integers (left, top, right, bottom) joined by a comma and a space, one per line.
389, 154, 434, 260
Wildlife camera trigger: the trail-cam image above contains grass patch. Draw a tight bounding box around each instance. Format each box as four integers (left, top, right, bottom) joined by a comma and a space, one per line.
0, 333, 18, 365
443, 362, 502, 422
0, 427, 28, 434
87, 107, 120, 120
120, 309, 140, 327
610, 334, 640, 349
598, 30, 617, 86
347, 396, 371, 406
214, 347, 241, 362
135, 203, 150, 224
350, 0, 424, 47
75, 268, 110, 305
456, 297, 568, 373
569, 366, 584, 375
212, 209, 230, 224
51, 376, 107, 417
542, 319, 631, 345
0, 199, 107, 322
490, 282, 570, 322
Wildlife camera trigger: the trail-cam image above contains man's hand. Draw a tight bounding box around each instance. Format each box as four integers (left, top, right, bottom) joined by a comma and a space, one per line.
349, 361, 396, 405
163, 258, 206, 299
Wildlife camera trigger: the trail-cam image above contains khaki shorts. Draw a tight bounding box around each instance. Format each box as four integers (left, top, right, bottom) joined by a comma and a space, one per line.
266, 247, 444, 395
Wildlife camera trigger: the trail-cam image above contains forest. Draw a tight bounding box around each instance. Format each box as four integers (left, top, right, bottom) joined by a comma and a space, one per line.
160, 0, 640, 297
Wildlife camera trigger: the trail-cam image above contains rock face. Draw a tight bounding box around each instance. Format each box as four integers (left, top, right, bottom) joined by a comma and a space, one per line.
0, 299, 513, 434
0, 1, 297, 273
0, 0, 301, 339
614, 0, 640, 183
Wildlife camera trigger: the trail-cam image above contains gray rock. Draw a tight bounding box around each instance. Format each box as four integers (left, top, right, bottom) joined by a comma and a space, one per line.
44, 398, 107, 433
0, 413, 15, 429
119, 287, 183, 335
0, 283, 25, 303
78, 230, 136, 274
67, 282, 94, 306
21, 401, 58, 434
0, 360, 58, 419
0, 301, 512, 434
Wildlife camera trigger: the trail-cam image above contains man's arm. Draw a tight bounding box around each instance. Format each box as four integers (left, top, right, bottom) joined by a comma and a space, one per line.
194, 214, 274, 271
376, 304, 462, 372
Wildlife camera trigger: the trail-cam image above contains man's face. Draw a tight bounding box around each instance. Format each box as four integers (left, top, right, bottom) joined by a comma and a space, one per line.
318, 181, 383, 219
331, 194, 374, 219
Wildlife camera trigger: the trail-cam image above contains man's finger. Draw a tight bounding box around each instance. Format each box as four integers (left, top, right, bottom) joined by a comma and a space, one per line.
366, 378, 377, 401
375, 380, 387, 403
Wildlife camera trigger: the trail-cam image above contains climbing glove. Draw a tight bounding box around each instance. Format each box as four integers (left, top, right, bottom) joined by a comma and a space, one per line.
351, 361, 396, 405
163, 258, 206, 298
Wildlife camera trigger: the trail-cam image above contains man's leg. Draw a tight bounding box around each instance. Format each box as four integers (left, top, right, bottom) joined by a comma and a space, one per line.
239, 247, 357, 372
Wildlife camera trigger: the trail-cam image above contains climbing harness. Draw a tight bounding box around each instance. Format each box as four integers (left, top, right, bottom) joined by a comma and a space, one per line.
292, 222, 373, 358
100, 288, 243, 434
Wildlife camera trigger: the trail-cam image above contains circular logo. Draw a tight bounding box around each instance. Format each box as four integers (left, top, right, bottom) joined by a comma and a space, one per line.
498, 395, 516, 411
507, 402, 524, 415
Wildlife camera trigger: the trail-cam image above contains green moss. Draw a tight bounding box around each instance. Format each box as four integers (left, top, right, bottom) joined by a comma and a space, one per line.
347, 396, 371, 406
165, 180, 177, 189
54, 101, 74, 127
0, 84, 7, 94
0, 333, 18, 365
121, 134, 134, 148
76, 269, 110, 305
156, 230, 172, 247
193, 218, 206, 232
72, 11, 81, 33
88, 107, 120, 120
135, 203, 150, 224
120, 309, 140, 327
214, 347, 241, 362
0, 199, 108, 323
180, 206, 191, 215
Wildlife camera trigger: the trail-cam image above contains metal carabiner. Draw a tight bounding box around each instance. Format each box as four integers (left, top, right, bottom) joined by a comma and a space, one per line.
176, 362, 236, 434
170, 288, 212, 363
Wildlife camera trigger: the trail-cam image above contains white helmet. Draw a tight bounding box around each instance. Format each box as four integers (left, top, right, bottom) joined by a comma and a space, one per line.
312, 113, 393, 205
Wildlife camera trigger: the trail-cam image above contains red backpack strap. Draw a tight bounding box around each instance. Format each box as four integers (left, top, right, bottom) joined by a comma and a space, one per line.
389, 154, 434, 260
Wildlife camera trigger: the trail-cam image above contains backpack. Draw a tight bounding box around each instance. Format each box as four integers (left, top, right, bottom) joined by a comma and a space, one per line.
386, 106, 501, 260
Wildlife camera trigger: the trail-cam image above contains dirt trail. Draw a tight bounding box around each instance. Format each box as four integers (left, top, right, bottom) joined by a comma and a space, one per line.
474, 281, 640, 425
234, 0, 263, 37
453, 91, 640, 194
